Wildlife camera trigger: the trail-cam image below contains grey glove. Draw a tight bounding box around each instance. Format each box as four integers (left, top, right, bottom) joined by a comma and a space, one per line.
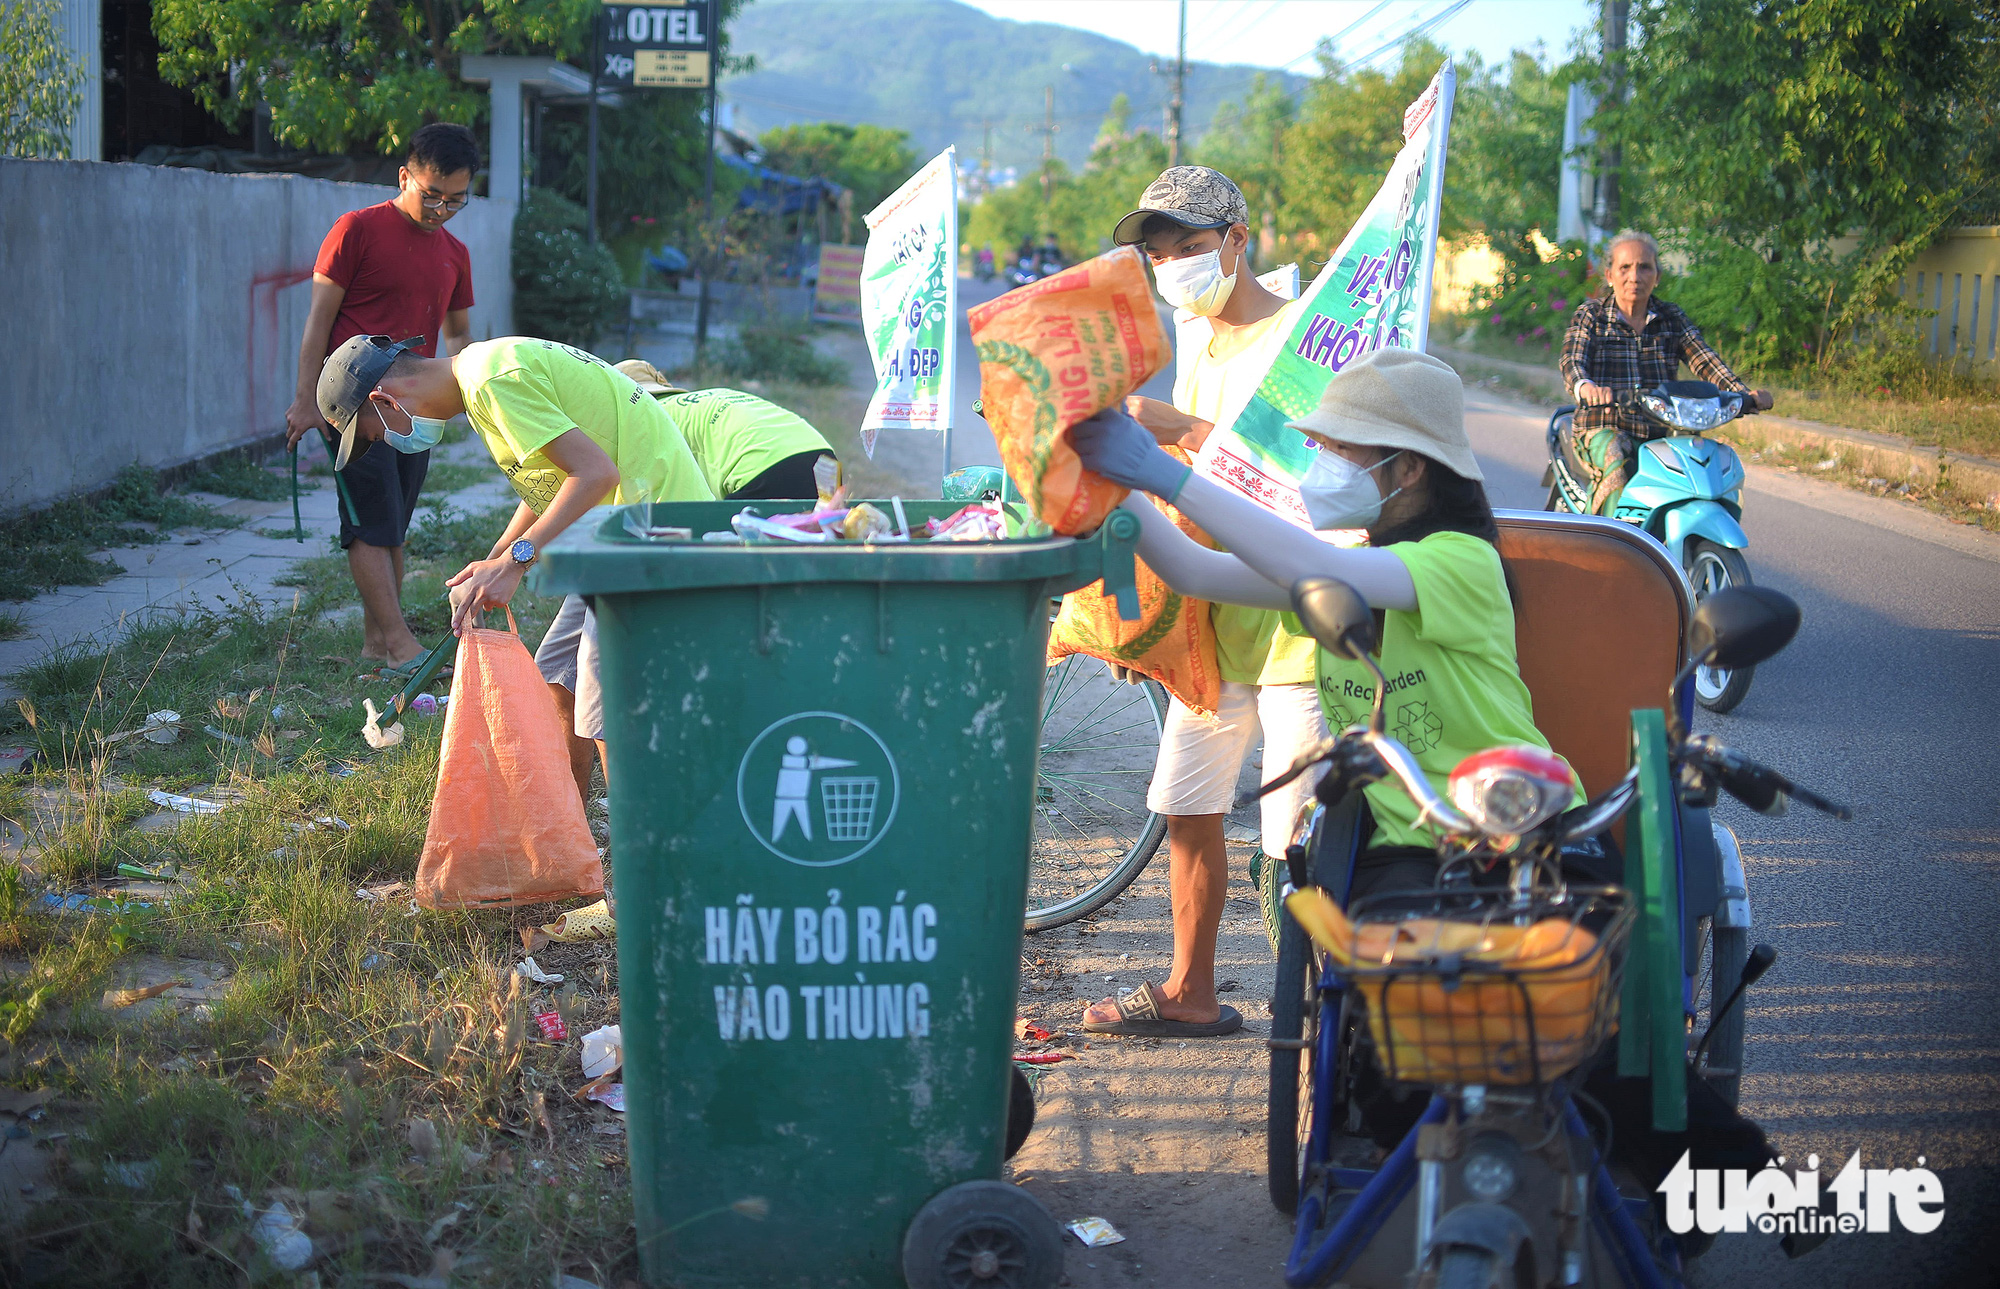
1070, 406, 1193, 501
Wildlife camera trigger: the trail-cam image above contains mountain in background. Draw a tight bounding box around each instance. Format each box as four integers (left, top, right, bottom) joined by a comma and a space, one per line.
722, 0, 1308, 175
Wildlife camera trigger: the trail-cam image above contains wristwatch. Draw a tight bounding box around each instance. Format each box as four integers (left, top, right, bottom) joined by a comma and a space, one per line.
508, 538, 537, 567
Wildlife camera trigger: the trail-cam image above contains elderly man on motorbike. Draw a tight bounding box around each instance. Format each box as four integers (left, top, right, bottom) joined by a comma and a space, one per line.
1559, 231, 1774, 516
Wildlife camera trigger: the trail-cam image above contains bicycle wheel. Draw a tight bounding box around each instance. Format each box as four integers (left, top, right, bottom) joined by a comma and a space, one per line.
1689, 915, 1750, 1107
1025, 655, 1168, 932
1268, 906, 1318, 1215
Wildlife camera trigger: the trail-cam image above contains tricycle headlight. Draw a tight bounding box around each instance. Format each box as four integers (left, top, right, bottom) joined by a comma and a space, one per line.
1461, 1134, 1523, 1201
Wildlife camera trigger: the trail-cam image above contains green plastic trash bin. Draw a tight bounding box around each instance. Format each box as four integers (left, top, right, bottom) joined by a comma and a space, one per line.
533, 500, 1141, 1289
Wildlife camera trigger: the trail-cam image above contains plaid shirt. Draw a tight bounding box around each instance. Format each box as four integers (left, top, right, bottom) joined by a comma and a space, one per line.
1559, 296, 1748, 436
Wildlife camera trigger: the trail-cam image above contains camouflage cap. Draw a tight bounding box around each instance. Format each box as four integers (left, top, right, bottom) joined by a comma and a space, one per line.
1112, 166, 1249, 245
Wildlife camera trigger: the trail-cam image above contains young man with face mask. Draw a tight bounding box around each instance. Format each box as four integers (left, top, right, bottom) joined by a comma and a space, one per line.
315, 334, 714, 787
286, 123, 481, 680
1080, 167, 1329, 1038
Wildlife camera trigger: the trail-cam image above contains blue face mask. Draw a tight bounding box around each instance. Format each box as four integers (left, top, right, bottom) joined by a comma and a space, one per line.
377, 392, 446, 454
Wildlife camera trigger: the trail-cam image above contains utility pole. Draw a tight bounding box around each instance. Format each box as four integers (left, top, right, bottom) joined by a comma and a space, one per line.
980, 118, 994, 194
1593, 0, 1627, 235
693, 76, 719, 357
1034, 84, 1056, 233
1166, 0, 1186, 166
586, 14, 601, 242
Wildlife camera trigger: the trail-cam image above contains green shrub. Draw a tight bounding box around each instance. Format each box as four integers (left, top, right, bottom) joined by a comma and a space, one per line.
713, 318, 845, 386
512, 189, 626, 350
1465, 242, 1593, 353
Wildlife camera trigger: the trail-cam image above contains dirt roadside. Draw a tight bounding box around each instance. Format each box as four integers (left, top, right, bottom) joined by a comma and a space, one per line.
1006, 831, 1296, 1288
825, 312, 1300, 1284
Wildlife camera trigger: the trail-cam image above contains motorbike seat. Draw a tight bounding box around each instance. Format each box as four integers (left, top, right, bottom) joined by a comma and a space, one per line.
1494, 512, 1690, 802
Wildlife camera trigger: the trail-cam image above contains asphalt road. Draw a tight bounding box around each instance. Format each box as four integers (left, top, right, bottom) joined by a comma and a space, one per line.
947, 280, 2000, 1283
1457, 389, 2000, 1287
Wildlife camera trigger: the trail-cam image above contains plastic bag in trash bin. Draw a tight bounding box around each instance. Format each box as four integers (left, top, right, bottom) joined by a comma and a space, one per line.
968, 246, 1170, 535
414, 609, 603, 909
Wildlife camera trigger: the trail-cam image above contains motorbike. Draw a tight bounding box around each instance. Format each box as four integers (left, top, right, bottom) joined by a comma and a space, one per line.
1544, 381, 1761, 712
1264, 575, 1847, 1289
1009, 255, 1042, 288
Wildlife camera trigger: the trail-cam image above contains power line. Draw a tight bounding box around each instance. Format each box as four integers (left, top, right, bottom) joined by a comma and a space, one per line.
1347, 0, 1475, 69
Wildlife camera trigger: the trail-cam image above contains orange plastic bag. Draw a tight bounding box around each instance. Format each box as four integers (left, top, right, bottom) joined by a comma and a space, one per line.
1047, 446, 1222, 716
969, 245, 1171, 535
415, 610, 604, 909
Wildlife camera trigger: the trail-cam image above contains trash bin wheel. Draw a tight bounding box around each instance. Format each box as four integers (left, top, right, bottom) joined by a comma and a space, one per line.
901, 1179, 1063, 1289
1004, 1064, 1036, 1161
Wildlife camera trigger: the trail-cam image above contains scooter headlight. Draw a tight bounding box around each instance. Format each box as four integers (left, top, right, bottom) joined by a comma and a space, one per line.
1447, 746, 1575, 837
1461, 1134, 1524, 1202
1668, 396, 1723, 430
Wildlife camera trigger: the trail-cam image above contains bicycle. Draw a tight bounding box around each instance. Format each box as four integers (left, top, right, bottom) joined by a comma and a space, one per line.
1026, 654, 1168, 931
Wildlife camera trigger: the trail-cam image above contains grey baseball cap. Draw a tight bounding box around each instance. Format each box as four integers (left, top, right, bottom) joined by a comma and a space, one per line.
317, 334, 421, 470
1112, 166, 1250, 246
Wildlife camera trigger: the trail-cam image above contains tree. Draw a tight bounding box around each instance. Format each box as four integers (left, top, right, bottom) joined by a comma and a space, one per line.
756, 121, 919, 218
1611, 0, 1993, 368
0, 0, 84, 158
150, 0, 597, 155
1446, 50, 1573, 269
1279, 40, 1450, 267
962, 99, 1168, 262
1194, 73, 1295, 257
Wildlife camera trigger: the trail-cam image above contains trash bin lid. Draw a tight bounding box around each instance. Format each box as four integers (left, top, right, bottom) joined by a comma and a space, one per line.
531, 500, 1140, 601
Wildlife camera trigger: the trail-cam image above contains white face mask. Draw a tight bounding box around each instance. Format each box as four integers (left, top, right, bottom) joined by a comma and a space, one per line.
1300, 448, 1403, 531
378, 393, 447, 454
1153, 248, 1238, 317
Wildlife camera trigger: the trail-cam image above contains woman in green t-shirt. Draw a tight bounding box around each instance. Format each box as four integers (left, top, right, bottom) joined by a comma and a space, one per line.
1072, 348, 1583, 900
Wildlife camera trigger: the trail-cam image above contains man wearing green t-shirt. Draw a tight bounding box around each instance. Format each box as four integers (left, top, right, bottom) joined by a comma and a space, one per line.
1081, 167, 1329, 1039
614, 360, 835, 499
317, 334, 715, 795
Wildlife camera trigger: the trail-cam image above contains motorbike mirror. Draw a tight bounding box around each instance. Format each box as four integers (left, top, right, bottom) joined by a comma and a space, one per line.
1291, 577, 1376, 660
1687, 586, 1800, 668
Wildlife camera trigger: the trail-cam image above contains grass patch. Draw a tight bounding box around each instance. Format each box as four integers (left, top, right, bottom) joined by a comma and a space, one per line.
0, 608, 30, 642
181, 456, 288, 502
0, 466, 242, 601
0, 564, 622, 1282
420, 461, 489, 497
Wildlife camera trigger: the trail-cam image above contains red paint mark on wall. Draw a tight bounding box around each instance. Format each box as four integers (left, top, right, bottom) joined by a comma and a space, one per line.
248, 268, 314, 441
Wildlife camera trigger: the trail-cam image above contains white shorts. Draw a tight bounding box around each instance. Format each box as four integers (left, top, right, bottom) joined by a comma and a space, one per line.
1147, 681, 1329, 856
533, 594, 604, 741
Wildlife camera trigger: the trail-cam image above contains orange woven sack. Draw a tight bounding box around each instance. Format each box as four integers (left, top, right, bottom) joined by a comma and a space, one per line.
1048, 446, 1222, 716
415, 610, 604, 909
969, 245, 1171, 535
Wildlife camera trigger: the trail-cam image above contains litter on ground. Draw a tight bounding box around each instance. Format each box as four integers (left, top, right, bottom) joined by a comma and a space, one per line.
1066, 1216, 1126, 1247
147, 789, 224, 815
580, 1024, 622, 1080
516, 957, 563, 985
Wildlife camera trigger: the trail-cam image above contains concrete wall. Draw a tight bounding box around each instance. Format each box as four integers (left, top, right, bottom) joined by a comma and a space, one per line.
0, 159, 514, 514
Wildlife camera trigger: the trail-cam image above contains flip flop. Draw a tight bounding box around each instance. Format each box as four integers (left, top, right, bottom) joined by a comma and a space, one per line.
1079, 981, 1243, 1038
540, 898, 615, 943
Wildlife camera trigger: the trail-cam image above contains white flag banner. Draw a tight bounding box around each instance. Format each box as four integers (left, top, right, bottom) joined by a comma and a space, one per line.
859, 147, 958, 457
1193, 62, 1456, 524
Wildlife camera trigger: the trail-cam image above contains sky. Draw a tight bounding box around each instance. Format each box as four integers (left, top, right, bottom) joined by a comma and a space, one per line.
957, 0, 1597, 74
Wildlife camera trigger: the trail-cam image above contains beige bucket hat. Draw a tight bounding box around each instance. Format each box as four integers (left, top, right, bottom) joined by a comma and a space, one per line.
614, 358, 684, 396
1286, 348, 1483, 482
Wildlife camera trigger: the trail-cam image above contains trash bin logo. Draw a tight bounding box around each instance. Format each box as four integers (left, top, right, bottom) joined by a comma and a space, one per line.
737, 711, 901, 867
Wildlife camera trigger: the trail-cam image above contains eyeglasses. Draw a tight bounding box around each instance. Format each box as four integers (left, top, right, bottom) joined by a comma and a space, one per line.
412, 183, 469, 212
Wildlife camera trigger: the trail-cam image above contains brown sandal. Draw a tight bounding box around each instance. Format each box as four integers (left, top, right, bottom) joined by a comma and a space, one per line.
1079, 981, 1243, 1037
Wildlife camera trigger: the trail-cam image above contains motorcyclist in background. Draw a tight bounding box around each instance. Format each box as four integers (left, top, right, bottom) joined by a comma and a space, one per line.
1558, 230, 1774, 516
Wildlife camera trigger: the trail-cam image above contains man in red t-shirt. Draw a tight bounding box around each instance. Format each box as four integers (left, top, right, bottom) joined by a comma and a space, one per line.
285, 123, 479, 678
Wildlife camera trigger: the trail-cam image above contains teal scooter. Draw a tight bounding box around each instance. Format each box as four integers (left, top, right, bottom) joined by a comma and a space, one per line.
1545, 380, 1762, 712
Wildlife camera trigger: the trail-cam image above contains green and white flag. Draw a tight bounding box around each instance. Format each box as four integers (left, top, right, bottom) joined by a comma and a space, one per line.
860, 146, 957, 457
1194, 62, 1456, 523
